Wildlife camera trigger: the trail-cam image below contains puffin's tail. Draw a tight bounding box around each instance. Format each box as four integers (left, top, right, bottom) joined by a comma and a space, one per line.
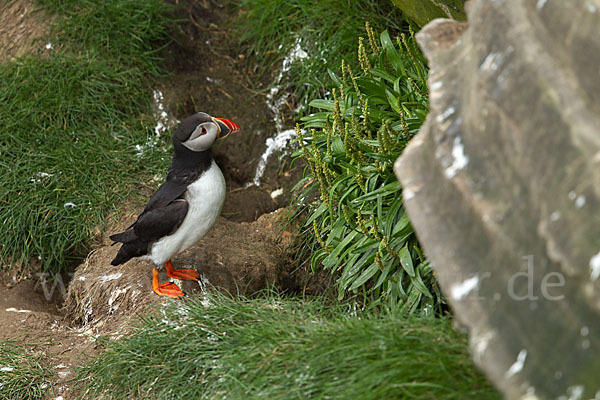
109, 229, 136, 243
109, 229, 147, 266
111, 246, 132, 266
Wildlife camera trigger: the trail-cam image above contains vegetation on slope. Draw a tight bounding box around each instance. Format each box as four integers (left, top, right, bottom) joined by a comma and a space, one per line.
80, 292, 500, 399
0, 341, 51, 400
0, 0, 171, 275
294, 24, 440, 311
236, 0, 408, 107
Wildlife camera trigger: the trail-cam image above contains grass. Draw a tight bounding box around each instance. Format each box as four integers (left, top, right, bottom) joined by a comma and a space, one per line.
80, 291, 500, 399
0, 0, 172, 275
0, 341, 51, 400
235, 0, 409, 108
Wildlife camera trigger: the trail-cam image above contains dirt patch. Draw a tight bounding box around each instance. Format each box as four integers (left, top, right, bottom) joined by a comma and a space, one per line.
0, 272, 96, 399
0, 0, 53, 62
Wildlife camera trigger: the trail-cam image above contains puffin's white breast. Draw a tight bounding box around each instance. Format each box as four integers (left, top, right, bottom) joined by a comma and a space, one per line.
149, 161, 225, 266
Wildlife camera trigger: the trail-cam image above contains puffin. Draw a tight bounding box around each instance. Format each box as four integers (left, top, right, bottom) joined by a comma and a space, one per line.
110, 112, 240, 298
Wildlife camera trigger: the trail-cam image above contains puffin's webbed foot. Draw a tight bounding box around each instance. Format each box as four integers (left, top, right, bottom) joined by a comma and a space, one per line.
165, 260, 199, 281
152, 268, 184, 298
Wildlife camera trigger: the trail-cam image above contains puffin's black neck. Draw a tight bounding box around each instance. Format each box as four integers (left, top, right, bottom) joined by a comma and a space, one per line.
167, 148, 213, 184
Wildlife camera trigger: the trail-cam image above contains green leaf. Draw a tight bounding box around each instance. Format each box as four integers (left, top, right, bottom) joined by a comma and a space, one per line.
331, 136, 345, 155
350, 262, 380, 290
374, 262, 393, 290
398, 245, 415, 277
327, 68, 343, 87
412, 267, 433, 298
309, 99, 335, 111
381, 30, 405, 76
370, 68, 396, 83
323, 230, 359, 266
385, 89, 403, 115
353, 181, 401, 202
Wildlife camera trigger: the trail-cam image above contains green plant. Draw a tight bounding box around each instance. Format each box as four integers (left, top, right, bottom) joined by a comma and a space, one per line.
80, 292, 499, 399
235, 0, 408, 108
0, 341, 51, 400
390, 0, 466, 27
295, 25, 440, 312
0, 0, 171, 275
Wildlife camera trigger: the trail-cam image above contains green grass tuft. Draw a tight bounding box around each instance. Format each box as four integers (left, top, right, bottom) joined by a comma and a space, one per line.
235, 0, 408, 108
80, 292, 500, 399
0, 341, 51, 400
0, 0, 172, 275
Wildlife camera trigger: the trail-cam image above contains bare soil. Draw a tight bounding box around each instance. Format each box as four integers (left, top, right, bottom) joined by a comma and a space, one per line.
0, 0, 53, 62
0, 0, 313, 398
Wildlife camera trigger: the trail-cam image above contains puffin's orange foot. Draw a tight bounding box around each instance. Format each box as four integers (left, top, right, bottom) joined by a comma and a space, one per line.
165, 260, 199, 281
153, 281, 185, 298
152, 268, 184, 298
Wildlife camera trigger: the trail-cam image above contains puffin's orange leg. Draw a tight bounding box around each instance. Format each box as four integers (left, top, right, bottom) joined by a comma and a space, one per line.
152, 268, 184, 298
165, 260, 199, 281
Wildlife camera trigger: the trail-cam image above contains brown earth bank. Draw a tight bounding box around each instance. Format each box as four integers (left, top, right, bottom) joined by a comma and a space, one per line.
0, 0, 319, 398
0, 0, 53, 62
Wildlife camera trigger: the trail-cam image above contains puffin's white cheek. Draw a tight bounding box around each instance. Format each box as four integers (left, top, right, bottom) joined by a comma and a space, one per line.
182, 132, 217, 152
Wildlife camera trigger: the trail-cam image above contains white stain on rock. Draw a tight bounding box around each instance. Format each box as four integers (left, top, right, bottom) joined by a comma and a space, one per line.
565, 385, 584, 400
450, 275, 479, 300
270, 188, 284, 199
252, 38, 308, 186
136, 90, 178, 157
252, 129, 297, 186
436, 106, 455, 123
590, 250, 600, 280
505, 349, 527, 378
108, 287, 129, 311
472, 330, 495, 362
445, 136, 469, 178
430, 80, 443, 90
536, 0, 547, 10
5, 308, 31, 313
480, 52, 501, 72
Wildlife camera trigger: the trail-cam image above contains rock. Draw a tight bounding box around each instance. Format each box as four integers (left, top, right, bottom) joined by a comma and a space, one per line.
64, 208, 296, 331
394, 1, 600, 399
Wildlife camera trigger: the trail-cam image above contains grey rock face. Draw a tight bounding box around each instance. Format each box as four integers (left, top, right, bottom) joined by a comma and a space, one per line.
394, 1, 600, 398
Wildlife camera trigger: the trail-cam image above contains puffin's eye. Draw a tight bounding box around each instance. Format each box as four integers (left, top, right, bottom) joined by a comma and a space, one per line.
201, 127, 207, 135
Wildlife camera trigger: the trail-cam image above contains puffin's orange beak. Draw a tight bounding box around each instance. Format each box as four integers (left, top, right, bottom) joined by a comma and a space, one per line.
213, 117, 240, 139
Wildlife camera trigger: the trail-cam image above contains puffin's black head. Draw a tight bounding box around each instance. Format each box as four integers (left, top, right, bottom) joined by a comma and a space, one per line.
173, 112, 240, 153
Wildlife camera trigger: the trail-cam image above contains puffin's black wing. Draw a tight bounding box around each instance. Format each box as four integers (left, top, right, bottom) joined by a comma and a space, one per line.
142, 179, 189, 213
110, 190, 189, 266
110, 179, 188, 239
132, 199, 188, 242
